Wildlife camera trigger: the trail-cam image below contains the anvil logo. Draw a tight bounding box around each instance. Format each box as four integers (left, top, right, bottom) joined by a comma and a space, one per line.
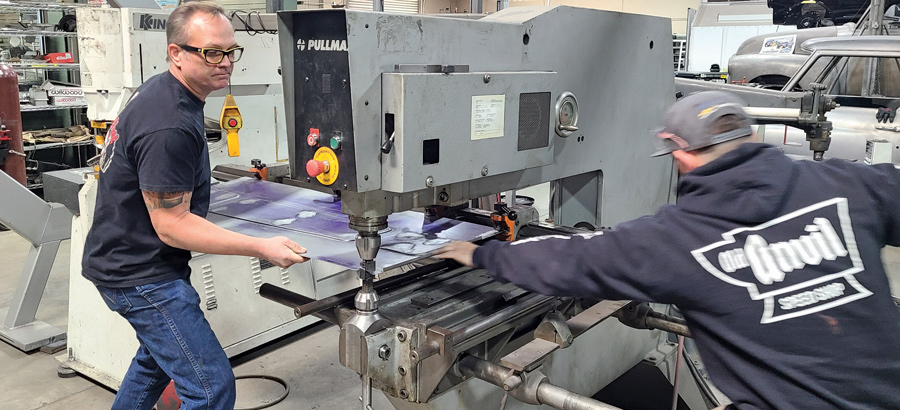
138, 14, 166, 31
691, 198, 872, 324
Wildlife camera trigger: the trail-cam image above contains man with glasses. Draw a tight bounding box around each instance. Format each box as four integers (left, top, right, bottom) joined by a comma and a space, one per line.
82, 2, 308, 409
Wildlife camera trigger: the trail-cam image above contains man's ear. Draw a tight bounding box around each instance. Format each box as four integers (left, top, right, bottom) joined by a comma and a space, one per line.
168, 43, 183, 67
671, 149, 701, 174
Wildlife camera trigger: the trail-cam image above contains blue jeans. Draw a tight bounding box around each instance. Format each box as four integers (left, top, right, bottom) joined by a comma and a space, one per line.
97, 279, 235, 410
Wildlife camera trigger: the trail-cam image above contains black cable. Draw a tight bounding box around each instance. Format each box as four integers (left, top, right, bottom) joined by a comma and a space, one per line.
234, 374, 290, 410
254, 11, 276, 35
230, 10, 254, 34
229, 10, 277, 36
683, 350, 721, 408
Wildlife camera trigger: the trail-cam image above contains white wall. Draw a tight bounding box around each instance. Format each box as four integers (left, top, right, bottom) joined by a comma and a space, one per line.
686, 1, 792, 73
687, 25, 794, 72
219, 0, 268, 12
509, 0, 700, 35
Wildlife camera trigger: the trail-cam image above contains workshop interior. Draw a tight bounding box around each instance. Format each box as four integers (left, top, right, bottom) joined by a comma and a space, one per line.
1, 0, 899, 409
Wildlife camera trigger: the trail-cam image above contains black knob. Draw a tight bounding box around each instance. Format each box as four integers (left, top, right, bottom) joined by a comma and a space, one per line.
381, 136, 394, 154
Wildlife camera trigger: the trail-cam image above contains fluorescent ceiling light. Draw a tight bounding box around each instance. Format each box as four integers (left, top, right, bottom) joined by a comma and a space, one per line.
717, 14, 772, 22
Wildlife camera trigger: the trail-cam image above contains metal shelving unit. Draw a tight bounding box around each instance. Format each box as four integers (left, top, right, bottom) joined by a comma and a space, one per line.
0, 29, 77, 37
673, 37, 687, 71
0, 2, 83, 12
5, 62, 79, 70
1, 2, 85, 116
1, 1, 92, 191
20, 103, 86, 112
23, 138, 94, 151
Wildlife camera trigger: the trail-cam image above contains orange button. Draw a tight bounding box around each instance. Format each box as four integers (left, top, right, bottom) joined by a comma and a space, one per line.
306, 159, 328, 177
228, 118, 238, 127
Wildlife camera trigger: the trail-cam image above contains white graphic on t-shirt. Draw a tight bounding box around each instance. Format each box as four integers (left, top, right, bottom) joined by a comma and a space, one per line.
98, 117, 120, 173
691, 198, 871, 324
510, 231, 604, 246
97, 90, 142, 173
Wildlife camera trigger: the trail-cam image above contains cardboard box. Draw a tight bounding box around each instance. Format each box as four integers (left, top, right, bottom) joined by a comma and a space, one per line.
44, 83, 86, 106
43, 52, 75, 64
50, 95, 87, 106
865, 139, 892, 165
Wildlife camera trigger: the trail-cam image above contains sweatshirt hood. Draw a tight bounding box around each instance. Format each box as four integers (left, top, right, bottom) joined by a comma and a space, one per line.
676, 143, 795, 224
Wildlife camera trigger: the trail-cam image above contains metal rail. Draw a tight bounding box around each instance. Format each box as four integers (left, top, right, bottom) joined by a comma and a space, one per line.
0, 2, 90, 11
0, 29, 78, 37
259, 260, 457, 321
7, 63, 80, 70
458, 355, 624, 410
20, 104, 86, 112
646, 312, 691, 338
538, 383, 624, 410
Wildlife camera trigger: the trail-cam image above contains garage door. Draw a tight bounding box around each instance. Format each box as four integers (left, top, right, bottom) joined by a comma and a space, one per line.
347, 0, 419, 13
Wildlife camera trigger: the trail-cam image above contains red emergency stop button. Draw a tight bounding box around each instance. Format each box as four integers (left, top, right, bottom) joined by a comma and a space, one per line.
307, 128, 320, 146
227, 118, 238, 127
306, 159, 329, 177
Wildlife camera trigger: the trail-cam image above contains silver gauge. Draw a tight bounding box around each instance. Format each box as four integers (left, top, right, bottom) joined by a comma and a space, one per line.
555, 92, 579, 138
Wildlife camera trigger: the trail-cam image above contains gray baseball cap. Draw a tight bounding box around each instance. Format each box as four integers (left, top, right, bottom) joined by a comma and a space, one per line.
651, 91, 754, 157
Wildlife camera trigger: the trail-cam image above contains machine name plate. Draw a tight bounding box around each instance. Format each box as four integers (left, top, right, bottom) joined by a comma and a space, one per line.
296, 38, 348, 52
134, 13, 168, 31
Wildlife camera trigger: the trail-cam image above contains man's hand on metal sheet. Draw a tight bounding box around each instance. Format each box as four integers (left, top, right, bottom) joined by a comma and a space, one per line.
260, 236, 309, 267
433, 241, 478, 267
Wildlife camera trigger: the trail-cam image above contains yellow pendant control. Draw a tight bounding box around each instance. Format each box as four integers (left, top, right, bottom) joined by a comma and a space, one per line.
219, 94, 242, 157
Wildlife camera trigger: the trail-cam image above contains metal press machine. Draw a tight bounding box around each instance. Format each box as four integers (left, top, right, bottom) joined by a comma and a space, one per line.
257, 6, 700, 410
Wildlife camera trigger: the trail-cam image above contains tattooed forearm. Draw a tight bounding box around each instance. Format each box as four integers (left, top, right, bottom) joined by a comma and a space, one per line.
143, 191, 188, 212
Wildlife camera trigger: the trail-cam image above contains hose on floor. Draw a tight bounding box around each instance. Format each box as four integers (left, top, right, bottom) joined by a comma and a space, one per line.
235, 374, 290, 410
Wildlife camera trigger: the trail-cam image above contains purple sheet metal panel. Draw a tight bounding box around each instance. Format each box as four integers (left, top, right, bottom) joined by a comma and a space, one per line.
207, 178, 496, 273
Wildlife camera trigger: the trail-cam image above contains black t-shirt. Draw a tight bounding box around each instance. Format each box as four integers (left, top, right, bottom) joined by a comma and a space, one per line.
82, 71, 210, 288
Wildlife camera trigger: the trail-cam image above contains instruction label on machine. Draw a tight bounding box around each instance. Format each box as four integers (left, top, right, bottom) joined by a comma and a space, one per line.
471, 95, 505, 140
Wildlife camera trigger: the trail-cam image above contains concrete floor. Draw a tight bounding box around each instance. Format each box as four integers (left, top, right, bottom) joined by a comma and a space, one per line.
2, 207, 900, 409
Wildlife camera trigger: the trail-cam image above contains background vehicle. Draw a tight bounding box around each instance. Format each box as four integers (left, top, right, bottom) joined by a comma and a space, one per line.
676, 35, 900, 164
726, 23, 858, 89
768, 0, 899, 28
